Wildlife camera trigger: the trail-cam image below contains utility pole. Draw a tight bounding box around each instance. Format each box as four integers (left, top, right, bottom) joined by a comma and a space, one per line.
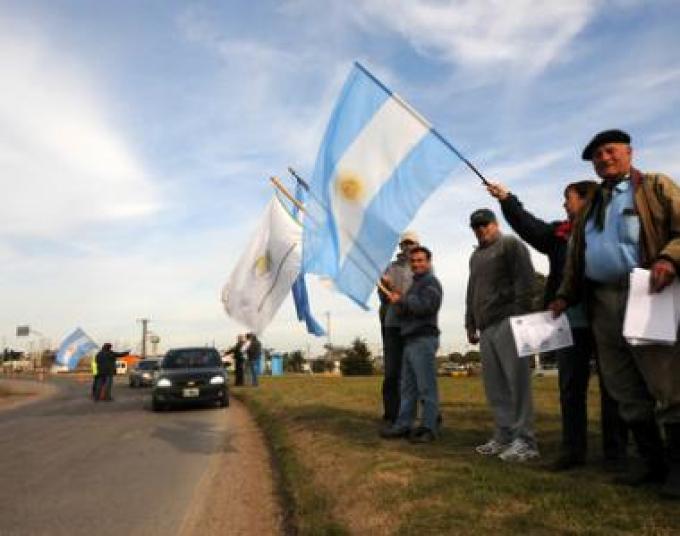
138, 319, 149, 359
325, 311, 332, 354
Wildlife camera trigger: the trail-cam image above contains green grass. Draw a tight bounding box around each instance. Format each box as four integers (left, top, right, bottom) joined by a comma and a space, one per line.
236, 375, 679, 536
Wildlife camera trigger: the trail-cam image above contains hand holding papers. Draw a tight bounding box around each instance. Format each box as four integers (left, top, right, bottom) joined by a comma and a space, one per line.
623, 268, 680, 345
509, 311, 574, 358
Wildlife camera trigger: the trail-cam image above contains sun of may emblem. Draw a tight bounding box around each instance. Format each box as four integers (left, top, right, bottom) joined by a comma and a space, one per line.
253, 250, 272, 277
335, 170, 364, 202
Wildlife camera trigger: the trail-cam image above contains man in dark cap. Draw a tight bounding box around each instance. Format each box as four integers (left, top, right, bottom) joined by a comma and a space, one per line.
551, 129, 680, 498
465, 208, 539, 462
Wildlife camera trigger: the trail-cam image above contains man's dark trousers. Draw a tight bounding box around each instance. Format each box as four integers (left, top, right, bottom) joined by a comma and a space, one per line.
235, 357, 245, 386
382, 327, 404, 423
556, 327, 628, 461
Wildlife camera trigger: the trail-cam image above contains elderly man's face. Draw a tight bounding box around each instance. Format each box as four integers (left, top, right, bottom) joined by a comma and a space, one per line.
591, 142, 632, 180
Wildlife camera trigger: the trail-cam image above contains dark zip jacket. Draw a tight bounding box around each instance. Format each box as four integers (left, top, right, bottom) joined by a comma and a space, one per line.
499, 194, 569, 306
394, 271, 442, 339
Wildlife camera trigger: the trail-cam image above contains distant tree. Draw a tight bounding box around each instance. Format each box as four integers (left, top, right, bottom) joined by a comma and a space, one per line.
463, 350, 482, 364
286, 350, 305, 373
340, 338, 374, 376
448, 352, 464, 364
311, 359, 327, 373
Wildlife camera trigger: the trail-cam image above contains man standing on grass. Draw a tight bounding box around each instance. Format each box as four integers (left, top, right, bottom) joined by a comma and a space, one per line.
380, 246, 443, 443
244, 333, 262, 387
466, 208, 539, 462
486, 180, 628, 472
377, 230, 419, 424
551, 129, 680, 498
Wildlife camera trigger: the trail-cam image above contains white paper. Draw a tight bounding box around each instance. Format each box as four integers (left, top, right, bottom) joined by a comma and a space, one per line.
623, 268, 679, 345
509, 311, 574, 358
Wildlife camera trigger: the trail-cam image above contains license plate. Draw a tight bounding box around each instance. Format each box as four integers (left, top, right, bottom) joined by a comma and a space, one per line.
182, 388, 199, 398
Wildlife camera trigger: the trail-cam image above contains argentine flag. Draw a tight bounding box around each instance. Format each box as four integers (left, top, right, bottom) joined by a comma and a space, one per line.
303, 62, 463, 307
56, 328, 98, 371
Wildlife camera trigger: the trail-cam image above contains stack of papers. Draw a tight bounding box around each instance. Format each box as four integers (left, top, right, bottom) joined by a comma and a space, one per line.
623, 268, 680, 345
509, 311, 574, 358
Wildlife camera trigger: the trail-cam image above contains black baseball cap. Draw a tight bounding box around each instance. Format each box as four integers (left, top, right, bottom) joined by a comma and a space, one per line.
470, 208, 497, 227
581, 129, 631, 161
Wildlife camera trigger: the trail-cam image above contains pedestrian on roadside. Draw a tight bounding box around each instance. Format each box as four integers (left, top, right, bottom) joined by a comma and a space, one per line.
94, 343, 130, 401
465, 208, 540, 462
551, 129, 680, 498
225, 334, 246, 386
486, 179, 628, 471
380, 246, 443, 443
377, 230, 419, 424
245, 333, 262, 387
90, 355, 99, 400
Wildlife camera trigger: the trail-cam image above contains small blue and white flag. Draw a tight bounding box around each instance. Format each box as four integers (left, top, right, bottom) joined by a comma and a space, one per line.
303, 62, 463, 306
55, 328, 98, 371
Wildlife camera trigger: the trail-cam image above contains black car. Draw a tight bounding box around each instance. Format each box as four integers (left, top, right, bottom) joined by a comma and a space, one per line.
129, 358, 161, 388
152, 347, 229, 411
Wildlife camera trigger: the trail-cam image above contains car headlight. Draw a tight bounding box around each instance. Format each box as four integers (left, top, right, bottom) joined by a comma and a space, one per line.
142, 373, 151, 379
209, 375, 225, 385
157, 378, 172, 387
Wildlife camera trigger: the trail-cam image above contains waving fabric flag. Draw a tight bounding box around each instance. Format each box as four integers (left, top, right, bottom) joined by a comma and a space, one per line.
303, 62, 463, 306
56, 327, 98, 371
222, 195, 302, 334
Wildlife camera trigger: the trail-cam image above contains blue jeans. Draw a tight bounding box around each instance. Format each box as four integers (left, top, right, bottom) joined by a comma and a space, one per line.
394, 335, 439, 432
248, 360, 259, 386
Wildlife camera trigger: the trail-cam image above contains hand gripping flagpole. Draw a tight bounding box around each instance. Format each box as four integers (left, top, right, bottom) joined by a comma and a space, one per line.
269, 176, 391, 297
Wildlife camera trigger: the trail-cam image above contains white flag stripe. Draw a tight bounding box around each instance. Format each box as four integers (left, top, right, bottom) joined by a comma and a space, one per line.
329, 95, 429, 264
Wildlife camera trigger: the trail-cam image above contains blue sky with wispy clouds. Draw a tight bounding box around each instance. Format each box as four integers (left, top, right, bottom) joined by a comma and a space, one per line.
2, 0, 680, 355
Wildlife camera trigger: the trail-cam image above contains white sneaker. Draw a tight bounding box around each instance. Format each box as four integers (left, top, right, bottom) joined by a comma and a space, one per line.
475, 439, 509, 456
498, 439, 540, 462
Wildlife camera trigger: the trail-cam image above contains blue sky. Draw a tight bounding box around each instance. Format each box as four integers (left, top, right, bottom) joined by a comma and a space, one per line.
2, 0, 680, 356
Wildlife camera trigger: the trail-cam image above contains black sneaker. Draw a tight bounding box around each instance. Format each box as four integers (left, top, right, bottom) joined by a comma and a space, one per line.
408, 427, 436, 444
379, 426, 410, 439
551, 454, 586, 472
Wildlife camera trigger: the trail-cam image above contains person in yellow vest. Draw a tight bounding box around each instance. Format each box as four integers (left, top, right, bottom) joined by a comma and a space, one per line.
90, 356, 99, 400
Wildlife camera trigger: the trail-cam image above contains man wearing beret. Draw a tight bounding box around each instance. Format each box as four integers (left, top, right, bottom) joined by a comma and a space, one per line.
551, 129, 680, 498
466, 209, 539, 462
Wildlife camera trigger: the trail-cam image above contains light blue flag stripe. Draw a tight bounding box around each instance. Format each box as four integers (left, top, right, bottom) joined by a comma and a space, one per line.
304, 65, 390, 277
335, 130, 461, 304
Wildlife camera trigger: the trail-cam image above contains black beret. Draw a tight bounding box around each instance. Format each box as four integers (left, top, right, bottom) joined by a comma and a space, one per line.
582, 129, 631, 160
470, 208, 496, 227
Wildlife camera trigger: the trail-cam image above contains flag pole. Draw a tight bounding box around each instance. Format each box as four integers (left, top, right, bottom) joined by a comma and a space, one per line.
269, 175, 391, 297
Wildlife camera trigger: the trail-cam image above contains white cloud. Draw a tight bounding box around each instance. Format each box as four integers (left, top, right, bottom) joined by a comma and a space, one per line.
352, 0, 598, 75
0, 19, 159, 238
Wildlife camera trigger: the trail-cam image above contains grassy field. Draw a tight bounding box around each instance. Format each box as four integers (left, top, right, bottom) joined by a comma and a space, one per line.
236, 375, 679, 536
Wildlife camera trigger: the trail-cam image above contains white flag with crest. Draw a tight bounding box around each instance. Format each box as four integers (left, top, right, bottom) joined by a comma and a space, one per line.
221, 195, 302, 334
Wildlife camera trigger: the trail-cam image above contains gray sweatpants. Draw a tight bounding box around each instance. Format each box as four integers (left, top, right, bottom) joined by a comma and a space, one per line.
479, 318, 536, 447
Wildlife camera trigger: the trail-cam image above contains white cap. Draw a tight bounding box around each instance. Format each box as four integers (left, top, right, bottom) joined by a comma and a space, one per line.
399, 230, 419, 244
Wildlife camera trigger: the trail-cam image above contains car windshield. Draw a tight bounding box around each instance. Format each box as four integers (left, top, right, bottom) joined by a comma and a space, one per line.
137, 361, 158, 370
162, 350, 221, 369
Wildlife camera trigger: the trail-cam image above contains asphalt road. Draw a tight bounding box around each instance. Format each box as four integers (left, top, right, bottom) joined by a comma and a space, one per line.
0, 376, 235, 536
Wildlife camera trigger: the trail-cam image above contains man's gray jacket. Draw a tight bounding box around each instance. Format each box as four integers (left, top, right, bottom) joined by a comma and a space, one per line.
465, 234, 535, 332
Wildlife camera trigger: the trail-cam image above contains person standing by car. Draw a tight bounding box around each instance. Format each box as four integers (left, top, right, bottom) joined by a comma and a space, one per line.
225, 334, 247, 386
245, 333, 262, 387
486, 180, 628, 471
95, 343, 130, 401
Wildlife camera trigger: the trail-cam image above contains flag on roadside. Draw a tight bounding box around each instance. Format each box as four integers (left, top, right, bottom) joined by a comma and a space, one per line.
290, 181, 326, 337
303, 62, 463, 306
55, 328, 98, 371
222, 195, 302, 334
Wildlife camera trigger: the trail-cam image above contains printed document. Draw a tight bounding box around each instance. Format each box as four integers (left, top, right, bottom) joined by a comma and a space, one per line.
623, 268, 680, 345
509, 311, 574, 358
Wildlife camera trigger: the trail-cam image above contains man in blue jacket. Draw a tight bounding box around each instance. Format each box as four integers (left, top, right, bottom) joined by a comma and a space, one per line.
379, 246, 443, 443
487, 180, 628, 471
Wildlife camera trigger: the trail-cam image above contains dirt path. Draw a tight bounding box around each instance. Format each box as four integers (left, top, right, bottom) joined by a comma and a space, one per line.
180, 397, 284, 536
0, 377, 57, 411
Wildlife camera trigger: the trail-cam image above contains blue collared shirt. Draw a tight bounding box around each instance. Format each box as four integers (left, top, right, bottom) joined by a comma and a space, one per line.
585, 179, 640, 283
